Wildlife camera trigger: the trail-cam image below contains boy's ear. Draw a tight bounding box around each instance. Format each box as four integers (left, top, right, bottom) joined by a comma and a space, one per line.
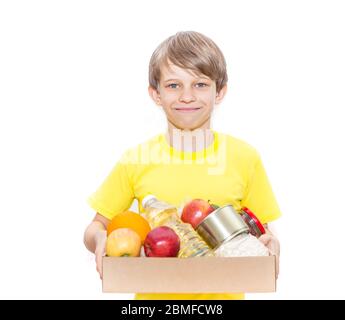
148, 85, 162, 106
215, 84, 227, 105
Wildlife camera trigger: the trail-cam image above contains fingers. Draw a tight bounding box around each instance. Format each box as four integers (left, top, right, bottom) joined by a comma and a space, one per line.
275, 255, 280, 279
272, 253, 280, 279
95, 231, 107, 280
258, 234, 271, 246
95, 250, 104, 280
259, 234, 280, 278
259, 234, 280, 256
259, 234, 280, 279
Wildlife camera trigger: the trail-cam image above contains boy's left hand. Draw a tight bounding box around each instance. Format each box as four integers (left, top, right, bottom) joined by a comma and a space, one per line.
258, 233, 280, 279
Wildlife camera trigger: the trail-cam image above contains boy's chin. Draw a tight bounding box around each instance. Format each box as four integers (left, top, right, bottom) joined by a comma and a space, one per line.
172, 123, 202, 131
176, 122, 208, 131
168, 117, 210, 131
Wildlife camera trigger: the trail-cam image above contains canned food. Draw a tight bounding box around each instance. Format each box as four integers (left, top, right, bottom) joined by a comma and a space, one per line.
195, 205, 249, 249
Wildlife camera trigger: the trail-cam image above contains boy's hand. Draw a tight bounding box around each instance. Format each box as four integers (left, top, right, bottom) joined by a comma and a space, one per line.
258, 233, 280, 279
94, 229, 107, 279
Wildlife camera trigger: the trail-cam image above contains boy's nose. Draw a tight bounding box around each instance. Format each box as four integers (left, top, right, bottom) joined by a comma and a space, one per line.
178, 89, 196, 103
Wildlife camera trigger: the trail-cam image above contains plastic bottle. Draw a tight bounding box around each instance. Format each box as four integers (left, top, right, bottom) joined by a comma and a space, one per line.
142, 195, 214, 258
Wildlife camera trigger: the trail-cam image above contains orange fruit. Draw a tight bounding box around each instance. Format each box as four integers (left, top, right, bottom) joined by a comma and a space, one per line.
107, 210, 151, 244
106, 228, 142, 257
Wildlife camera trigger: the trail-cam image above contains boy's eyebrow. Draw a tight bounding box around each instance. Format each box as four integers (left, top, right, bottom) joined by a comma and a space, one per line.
163, 79, 179, 82
163, 77, 211, 83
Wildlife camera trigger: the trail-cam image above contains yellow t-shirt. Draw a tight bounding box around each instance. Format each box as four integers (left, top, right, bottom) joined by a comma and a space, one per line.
87, 130, 282, 300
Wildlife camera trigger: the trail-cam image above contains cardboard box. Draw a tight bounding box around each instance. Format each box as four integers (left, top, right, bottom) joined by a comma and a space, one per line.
102, 256, 276, 293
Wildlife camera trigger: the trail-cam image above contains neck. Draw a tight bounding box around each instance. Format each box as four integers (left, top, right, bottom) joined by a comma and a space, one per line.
165, 120, 214, 152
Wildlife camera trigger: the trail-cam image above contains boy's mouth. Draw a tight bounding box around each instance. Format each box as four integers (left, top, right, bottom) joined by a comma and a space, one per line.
174, 107, 202, 113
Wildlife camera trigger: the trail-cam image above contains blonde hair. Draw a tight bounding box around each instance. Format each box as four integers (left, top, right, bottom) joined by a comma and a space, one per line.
149, 31, 228, 93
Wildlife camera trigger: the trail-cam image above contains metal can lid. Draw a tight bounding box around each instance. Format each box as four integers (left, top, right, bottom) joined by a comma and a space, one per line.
241, 207, 266, 236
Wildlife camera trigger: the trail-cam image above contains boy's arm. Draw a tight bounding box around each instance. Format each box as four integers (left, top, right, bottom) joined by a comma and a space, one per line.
84, 213, 110, 279
259, 223, 280, 279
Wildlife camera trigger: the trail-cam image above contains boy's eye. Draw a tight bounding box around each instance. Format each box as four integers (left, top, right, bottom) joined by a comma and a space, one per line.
166, 83, 208, 89
167, 83, 179, 89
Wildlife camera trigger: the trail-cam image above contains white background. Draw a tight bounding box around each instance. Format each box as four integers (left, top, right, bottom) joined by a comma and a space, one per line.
1, 0, 344, 299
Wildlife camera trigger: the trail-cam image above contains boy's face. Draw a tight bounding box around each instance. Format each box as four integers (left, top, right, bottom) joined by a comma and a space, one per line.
149, 62, 227, 131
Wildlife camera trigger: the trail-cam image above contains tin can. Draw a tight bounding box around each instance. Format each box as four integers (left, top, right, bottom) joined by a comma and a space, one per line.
195, 205, 249, 249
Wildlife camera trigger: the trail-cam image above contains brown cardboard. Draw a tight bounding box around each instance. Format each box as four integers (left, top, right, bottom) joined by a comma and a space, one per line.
102, 256, 276, 293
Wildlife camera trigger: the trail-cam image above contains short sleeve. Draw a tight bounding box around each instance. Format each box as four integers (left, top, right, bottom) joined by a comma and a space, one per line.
241, 155, 282, 224
87, 154, 135, 220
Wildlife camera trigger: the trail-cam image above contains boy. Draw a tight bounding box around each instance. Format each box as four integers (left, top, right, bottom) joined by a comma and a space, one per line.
84, 31, 281, 300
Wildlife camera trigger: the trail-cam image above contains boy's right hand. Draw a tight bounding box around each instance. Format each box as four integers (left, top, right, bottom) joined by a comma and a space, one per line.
94, 229, 107, 279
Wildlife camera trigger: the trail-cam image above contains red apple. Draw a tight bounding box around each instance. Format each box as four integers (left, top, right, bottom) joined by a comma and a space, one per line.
144, 226, 180, 257
181, 199, 216, 229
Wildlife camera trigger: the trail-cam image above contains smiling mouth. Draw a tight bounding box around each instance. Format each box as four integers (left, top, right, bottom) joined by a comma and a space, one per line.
174, 107, 202, 112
